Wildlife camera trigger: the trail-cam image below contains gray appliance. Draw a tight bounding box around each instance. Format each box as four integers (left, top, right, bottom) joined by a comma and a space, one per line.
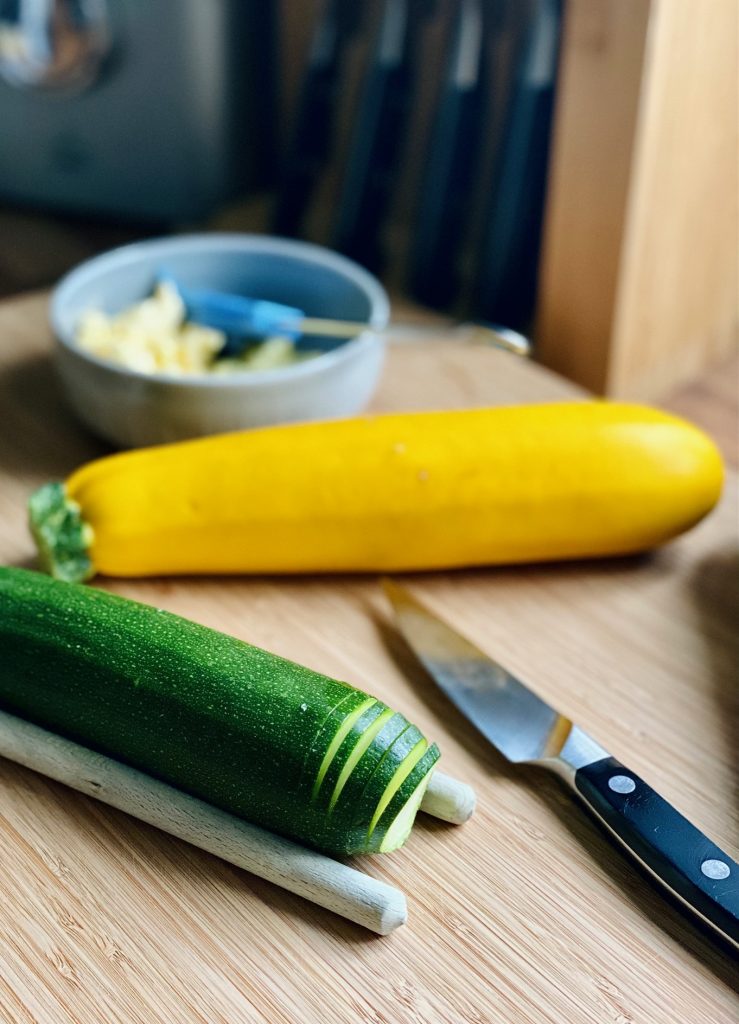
0, 0, 276, 221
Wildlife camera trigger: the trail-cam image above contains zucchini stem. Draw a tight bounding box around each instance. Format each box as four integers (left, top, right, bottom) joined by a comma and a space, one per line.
28, 482, 94, 582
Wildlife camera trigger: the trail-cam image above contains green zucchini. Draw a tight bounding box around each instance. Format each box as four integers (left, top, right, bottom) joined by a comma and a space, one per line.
0, 567, 439, 855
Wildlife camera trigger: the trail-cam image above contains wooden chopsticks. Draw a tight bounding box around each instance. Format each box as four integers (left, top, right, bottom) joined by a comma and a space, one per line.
0, 709, 474, 934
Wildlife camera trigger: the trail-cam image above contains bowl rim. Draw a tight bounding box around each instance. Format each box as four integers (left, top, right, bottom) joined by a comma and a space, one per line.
49, 233, 391, 389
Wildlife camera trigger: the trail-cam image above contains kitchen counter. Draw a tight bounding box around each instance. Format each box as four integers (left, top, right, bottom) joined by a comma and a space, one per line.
0, 292, 737, 1023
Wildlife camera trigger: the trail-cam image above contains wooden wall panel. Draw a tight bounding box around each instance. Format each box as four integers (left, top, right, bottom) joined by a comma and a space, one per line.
536, 0, 739, 398
609, 0, 739, 398
535, 0, 651, 393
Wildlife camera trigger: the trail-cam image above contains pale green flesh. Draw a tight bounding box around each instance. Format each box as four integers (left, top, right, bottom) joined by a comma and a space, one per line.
312, 697, 376, 799
328, 707, 395, 813
378, 770, 434, 852
366, 738, 428, 840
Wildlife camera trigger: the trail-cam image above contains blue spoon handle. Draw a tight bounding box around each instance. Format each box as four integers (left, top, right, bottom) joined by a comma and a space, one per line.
163, 276, 304, 338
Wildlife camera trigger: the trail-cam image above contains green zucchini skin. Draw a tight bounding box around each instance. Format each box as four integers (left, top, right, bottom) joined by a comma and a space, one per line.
0, 567, 438, 856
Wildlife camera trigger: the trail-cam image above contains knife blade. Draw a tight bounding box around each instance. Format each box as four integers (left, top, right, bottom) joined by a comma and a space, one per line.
383, 580, 739, 951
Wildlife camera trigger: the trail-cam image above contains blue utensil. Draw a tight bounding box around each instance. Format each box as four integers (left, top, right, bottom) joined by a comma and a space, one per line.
162, 274, 304, 340
161, 274, 531, 357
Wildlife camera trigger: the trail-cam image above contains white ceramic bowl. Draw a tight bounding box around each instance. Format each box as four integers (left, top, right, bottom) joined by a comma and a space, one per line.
50, 234, 390, 448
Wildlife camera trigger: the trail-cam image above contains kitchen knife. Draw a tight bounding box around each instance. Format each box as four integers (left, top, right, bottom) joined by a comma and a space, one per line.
272, 0, 363, 237
332, 0, 432, 272
407, 0, 487, 309
473, 0, 563, 332
383, 580, 739, 951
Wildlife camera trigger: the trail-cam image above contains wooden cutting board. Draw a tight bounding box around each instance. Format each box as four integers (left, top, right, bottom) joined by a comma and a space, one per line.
0, 293, 736, 1024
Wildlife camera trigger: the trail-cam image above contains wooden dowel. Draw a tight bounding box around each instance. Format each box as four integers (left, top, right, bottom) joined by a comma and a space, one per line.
0, 710, 407, 935
421, 772, 477, 825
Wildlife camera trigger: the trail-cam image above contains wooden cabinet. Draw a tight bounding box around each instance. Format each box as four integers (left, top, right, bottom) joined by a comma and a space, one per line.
536, 0, 738, 397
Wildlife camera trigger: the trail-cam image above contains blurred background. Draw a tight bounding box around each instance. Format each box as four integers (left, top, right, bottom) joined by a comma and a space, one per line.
0, 0, 736, 403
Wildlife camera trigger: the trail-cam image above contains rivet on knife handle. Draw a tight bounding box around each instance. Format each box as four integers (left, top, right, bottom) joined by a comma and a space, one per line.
573, 756, 739, 947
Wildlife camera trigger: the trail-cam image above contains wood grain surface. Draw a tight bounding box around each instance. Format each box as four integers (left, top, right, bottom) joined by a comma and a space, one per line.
0, 293, 737, 1023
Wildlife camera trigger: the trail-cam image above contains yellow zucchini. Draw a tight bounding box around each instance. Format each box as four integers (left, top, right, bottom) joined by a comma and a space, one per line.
29, 403, 723, 582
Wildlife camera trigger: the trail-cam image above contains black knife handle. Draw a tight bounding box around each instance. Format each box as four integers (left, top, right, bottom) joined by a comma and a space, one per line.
574, 757, 739, 948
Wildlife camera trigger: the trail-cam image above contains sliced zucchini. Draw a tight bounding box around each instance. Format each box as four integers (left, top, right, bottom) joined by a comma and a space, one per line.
0, 567, 439, 857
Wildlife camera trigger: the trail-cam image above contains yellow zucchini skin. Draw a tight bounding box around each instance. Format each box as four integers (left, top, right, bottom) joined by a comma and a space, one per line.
31, 403, 723, 579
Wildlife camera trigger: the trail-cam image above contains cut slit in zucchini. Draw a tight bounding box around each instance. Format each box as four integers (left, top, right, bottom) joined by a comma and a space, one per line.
312, 697, 376, 799
378, 769, 435, 852
328, 714, 411, 823
346, 725, 425, 829
300, 689, 369, 795
373, 746, 440, 851
366, 738, 429, 840
0, 567, 439, 856
328, 707, 396, 813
